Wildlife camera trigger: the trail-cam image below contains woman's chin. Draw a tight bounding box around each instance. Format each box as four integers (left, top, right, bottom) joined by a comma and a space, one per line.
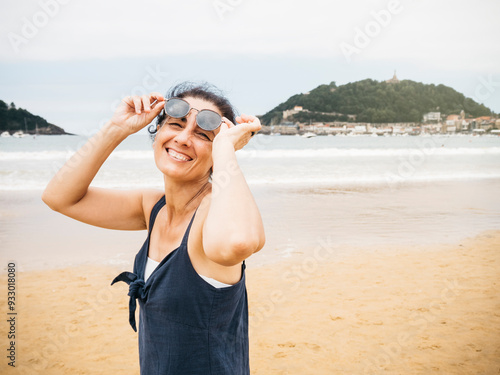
157, 166, 211, 185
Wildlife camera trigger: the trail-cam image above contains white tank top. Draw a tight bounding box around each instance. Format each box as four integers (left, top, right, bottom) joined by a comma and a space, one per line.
145, 257, 232, 288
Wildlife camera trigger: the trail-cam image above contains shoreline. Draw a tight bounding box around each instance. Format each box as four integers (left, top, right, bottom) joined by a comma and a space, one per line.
2, 179, 500, 273
0, 229, 499, 374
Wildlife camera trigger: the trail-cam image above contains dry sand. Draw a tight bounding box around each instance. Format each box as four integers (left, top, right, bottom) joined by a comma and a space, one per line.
1, 231, 499, 374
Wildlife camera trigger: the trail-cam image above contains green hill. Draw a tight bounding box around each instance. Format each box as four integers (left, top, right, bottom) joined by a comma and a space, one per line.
260, 79, 493, 125
0, 100, 70, 135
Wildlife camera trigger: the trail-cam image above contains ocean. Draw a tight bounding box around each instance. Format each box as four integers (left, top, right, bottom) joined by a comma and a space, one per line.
1, 133, 500, 270
1, 133, 500, 190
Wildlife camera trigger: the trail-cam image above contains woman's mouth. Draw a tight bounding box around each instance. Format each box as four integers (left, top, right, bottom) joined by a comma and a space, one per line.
166, 148, 192, 162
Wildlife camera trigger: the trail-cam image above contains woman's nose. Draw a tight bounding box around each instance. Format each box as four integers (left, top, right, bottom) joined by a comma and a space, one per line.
174, 115, 197, 145
173, 127, 192, 146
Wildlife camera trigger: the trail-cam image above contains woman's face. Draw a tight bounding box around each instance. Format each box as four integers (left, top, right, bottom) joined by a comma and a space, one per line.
153, 96, 221, 183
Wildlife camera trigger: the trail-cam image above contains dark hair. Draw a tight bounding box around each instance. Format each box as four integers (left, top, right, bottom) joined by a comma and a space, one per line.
149, 81, 236, 136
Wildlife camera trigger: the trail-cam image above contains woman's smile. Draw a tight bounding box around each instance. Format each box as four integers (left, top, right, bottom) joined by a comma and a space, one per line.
166, 148, 193, 162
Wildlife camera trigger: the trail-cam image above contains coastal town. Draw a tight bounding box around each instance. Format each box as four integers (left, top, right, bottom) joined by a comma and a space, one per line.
260, 74, 500, 137
262, 109, 500, 137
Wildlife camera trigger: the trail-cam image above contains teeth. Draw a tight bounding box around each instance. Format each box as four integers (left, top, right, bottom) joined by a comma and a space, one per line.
167, 149, 191, 161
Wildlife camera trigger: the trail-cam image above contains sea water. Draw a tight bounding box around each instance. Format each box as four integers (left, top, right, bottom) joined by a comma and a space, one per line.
1, 134, 499, 270
1, 134, 500, 190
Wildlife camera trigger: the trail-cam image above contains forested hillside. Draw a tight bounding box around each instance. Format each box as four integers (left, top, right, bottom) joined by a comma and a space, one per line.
0, 100, 69, 134
260, 80, 493, 125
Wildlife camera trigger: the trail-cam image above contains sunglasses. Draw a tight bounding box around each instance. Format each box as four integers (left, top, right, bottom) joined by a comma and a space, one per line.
164, 97, 223, 131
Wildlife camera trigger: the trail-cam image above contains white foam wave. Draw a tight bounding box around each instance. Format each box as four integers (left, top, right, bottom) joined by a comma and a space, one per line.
0, 150, 153, 161
237, 147, 500, 159
2, 172, 499, 191
245, 172, 500, 186
1, 147, 499, 161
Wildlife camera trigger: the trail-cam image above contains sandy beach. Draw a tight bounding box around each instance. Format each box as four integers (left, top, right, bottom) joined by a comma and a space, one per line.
1, 230, 499, 374
1, 135, 499, 373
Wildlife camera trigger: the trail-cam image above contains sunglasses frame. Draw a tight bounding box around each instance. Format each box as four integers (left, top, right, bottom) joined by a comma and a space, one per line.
164, 97, 223, 131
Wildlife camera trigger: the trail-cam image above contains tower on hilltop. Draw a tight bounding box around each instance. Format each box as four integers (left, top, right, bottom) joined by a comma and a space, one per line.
386, 70, 400, 84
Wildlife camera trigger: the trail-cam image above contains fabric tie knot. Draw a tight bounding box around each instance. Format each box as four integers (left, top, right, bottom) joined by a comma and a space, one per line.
111, 271, 148, 332
128, 278, 146, 300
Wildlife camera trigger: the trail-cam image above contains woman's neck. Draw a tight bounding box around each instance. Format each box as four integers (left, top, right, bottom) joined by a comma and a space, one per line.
162, 176, 211, 220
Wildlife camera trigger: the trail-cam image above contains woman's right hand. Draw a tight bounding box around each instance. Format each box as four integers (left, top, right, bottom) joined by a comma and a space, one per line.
110, 92, 165, 135
42, 91, 166, 230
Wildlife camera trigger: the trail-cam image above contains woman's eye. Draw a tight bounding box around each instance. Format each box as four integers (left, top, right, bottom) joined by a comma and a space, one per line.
197, 132, 211, 141
169, 122, 182, 128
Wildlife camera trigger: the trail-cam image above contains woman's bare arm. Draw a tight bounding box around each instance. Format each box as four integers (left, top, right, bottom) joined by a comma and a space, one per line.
202, 115, 266, 266
42, 93, 165, 230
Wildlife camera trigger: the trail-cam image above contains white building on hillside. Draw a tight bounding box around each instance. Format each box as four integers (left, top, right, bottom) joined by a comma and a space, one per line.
423, 112, 441, 123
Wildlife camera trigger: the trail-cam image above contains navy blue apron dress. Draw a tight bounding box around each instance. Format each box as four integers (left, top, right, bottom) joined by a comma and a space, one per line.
112, 196, 249, 375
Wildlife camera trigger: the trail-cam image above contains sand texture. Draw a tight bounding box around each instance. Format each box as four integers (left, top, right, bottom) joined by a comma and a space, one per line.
1, 231, 499, 374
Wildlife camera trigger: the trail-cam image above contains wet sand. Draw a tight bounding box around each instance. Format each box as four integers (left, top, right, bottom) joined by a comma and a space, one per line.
3, 179, 500, 271
0, 230, 499, 374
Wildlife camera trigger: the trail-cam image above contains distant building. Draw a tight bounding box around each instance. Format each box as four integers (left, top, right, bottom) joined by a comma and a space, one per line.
283, 106, 305, 120
446, 113, 470, 132
461, 119, 472, 132
423, 112, 441, 123
353, 125, 367, 134
385, 71, 400, 84
272, 124, 298, 135
476, 116, 495, 131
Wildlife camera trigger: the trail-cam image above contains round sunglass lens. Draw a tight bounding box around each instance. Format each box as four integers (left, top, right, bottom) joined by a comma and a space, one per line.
197, 110, 222, 131
165, 98, 190, 118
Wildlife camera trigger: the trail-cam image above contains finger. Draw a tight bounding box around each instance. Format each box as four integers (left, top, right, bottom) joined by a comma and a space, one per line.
132, 96, 142, 114
238, 114, 257, 123
146, 100, 165, 121
121, 95, 134, 108
149, 92, 165, 101
240, 118, 261, 132
215, 121, 230, 136
150, 99, 165, 111
222, 117, 235, 127
149, 93, 165, 108
141, 95, 151, 113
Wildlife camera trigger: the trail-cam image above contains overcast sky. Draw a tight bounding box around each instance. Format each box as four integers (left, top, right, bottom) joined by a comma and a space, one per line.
1, 0, 499, 134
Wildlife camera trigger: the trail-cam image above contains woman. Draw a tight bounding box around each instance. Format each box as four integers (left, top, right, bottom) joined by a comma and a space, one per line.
42, 82, 265, 374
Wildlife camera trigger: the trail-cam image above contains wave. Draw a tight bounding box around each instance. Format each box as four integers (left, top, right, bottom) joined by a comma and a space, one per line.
0, 150, 153, 161
237, 147, 500, 159
245, 172, 500, 186
1, 147, 500, 161
2, 172, 499, 191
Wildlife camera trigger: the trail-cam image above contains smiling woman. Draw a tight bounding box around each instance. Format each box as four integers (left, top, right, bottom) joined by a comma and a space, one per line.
41, 82, 265, 375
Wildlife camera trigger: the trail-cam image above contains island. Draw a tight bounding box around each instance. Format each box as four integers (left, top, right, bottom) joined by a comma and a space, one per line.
0, 100, 72, 136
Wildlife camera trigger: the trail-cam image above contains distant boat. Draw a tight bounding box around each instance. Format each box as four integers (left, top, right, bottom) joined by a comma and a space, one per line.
12, 131, 27, 138
1, 131, 10, 137
302, 132, 317, 138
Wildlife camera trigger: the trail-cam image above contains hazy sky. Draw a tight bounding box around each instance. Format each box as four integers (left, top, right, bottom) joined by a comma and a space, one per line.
1, 0, 499, 134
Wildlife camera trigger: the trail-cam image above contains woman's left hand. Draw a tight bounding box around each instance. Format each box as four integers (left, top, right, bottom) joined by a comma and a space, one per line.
213, 114, 261, 151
